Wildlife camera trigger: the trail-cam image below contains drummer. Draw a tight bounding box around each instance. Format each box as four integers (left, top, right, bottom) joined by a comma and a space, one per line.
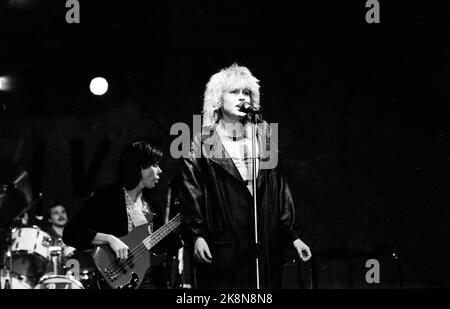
44, 202, 75, 259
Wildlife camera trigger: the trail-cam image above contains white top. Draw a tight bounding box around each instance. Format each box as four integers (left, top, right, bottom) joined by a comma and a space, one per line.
123, 189, 152, 232
217, 124, 260, 195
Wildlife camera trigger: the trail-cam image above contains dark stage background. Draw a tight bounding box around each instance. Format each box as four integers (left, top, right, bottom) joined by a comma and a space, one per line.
0, 1, 448, 288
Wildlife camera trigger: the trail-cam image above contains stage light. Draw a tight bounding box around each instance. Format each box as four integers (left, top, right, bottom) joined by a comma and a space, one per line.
89, 77, 109, 96
0, 76, 13, 91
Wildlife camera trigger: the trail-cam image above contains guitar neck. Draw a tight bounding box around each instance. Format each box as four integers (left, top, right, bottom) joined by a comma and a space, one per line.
142, 213, 181, 250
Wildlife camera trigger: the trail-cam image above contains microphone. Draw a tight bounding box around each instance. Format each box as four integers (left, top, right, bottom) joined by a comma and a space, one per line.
238, 102, 260, 114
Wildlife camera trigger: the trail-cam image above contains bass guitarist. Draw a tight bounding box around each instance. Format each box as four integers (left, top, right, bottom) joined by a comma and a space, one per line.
63, 140, 181, 289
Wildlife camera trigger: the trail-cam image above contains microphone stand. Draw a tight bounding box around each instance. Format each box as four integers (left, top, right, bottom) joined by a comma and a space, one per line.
248, 112, 261, 289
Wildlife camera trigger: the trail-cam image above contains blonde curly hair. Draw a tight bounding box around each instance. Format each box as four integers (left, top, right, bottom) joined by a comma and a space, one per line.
202, 63, 260, 128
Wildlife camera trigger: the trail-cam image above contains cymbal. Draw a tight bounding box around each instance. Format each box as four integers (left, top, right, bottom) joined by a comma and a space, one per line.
12, 171, 33, 206
0, 162, 35, 229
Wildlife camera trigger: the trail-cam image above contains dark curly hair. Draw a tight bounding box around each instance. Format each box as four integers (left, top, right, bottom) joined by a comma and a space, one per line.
116, 141, 163, 190
44, 201, 67, 221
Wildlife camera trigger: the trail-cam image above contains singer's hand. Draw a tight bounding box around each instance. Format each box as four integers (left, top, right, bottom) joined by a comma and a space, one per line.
194, 237, 212, 264
293, 238, 312, 262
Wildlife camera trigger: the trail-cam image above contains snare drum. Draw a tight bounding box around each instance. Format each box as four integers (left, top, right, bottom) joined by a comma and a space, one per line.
8, 226, 52, 277
34, 274, 84, 289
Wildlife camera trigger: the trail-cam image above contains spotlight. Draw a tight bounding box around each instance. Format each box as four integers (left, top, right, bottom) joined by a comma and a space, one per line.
89, 77, 109, 96
0, 76, 13, 91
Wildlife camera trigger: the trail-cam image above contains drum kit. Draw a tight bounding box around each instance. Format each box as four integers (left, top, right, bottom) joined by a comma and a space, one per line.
0, 173, 99, 290
1, 225, 101, 289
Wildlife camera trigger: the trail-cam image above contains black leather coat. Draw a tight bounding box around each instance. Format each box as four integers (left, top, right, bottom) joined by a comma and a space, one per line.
180, 125, 303, 288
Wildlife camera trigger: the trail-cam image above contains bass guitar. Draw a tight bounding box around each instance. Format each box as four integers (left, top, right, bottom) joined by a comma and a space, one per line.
92, 213, 181, 289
